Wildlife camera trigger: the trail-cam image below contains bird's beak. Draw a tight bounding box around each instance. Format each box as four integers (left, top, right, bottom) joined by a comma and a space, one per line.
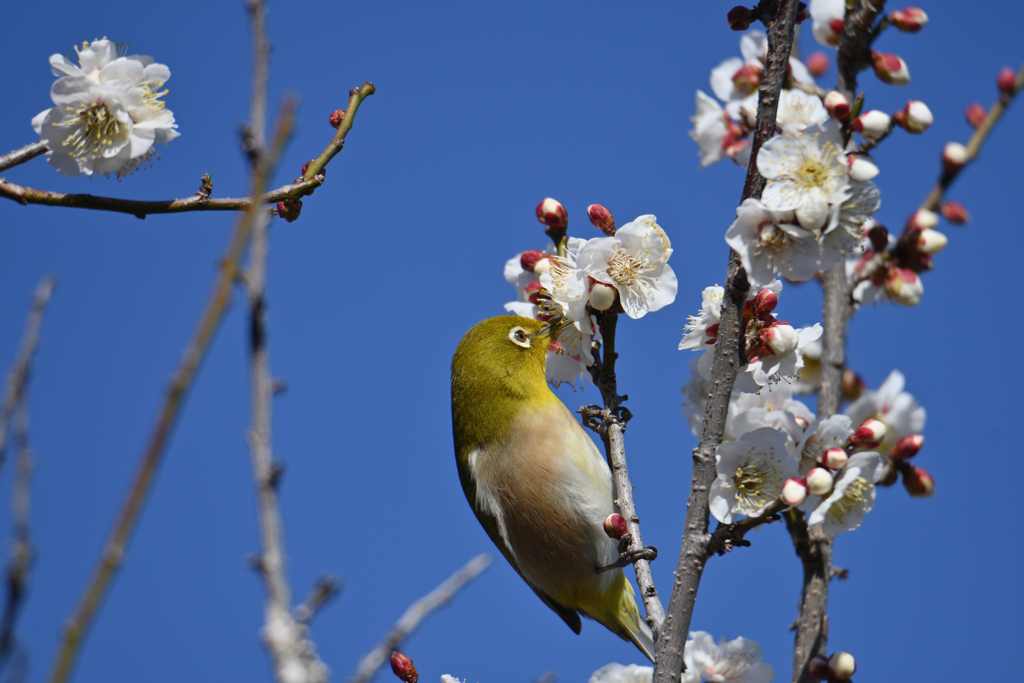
535, 314, 570, 338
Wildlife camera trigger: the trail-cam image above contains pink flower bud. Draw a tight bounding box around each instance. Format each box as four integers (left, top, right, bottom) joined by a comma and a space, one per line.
796, 2, 810, 24
299, 159, 323, 195
942, 141, 968, 173
940, 200, 970, 224
761, 323, 798, 356
866, 223, 889, 252
871, 51, 911, 85
732, 64, 763, 96
536, 197, 568, 229
520, 250, 548, 273
390, 652, 419, 683
997, 66, 1018, 95
851, 418, 886, 448
589, 281, 618, 312
903, 465, 935, 497
908, 208, 939, 230
821, 447, 848, 470
603, 513, 628, 539
885, 267, 923, 306
852, 110, 891, 139
806, 51, 830, 77
828, 651, 857, 680
889, 7, 928, 32
806, 468, 834, 496
329, 109, 346, 128
587, 204, 617, 236
829, 18, 845, 38
964, 102, 986, 129
823, 91, 850, 120
898, 100, 933, 133
795, 416, 810, 431
753, 289, 778, 316
524, 280, 544, 304
847, 152, 879, 182
727, 6, 755, 31
807, 654, 830, 680
915, 228, 947, 255
781, 477, 808, 506
276, 198, 302, 223
891, 434, 924, 460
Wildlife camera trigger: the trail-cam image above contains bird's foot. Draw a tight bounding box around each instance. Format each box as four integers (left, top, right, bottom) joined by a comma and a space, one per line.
596, 542, 658, 573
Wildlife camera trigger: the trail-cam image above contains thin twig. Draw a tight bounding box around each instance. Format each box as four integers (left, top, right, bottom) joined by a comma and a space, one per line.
920, 60, 1024, 211
0, 176, 321, 219
652, 2, 799, 680
584, 312, 665, 632
0, 277, 56, 472
302, 82, 376, 182
294, 576, 342, 626
347, 554, 493, 683
0, 142, 46, 174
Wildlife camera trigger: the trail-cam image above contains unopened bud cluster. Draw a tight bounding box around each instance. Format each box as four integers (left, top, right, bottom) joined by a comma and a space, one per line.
738, 289, 799, 363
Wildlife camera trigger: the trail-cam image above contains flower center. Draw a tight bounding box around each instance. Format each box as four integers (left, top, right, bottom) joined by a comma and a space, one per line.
58, 102, 125, 159
829, 477, 871, 523
757, 221, 788, 250
606, 250, 647, 286
733, 460, 776, 511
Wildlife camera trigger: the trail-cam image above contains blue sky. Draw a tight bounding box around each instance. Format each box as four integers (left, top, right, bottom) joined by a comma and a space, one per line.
0, 2, 1021, 682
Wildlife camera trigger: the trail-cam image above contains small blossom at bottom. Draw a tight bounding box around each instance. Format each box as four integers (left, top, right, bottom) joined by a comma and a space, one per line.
685, 631, 775, 683
587, 663, 652, 683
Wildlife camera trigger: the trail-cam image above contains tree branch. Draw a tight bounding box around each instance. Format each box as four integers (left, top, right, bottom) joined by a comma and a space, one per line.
0, 142, 46, 174
653, 2, 798, 679
346, 554, 493, 683
583, 312, 665, 632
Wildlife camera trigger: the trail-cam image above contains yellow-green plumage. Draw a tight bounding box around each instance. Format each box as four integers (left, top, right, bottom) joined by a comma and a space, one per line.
451, 315, 654, 661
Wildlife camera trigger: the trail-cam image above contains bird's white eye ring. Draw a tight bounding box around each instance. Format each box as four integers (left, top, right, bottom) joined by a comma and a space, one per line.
509, 326, 531, 348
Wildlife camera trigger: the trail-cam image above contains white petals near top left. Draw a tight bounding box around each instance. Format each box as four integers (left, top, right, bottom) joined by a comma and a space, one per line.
31, 38, 179, 178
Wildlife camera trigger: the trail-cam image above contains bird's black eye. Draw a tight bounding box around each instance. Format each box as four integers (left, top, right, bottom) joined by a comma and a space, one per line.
509, 326, 531, 348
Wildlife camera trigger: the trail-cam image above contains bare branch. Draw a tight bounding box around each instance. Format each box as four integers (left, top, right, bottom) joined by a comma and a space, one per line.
347, 554, 493, 683
294, 576, 342, 626
584, 312, 665, 632
0, 143, 46, 174
0, 276, 56, 472
653, 2, 799, 680
0, 176, 321, 219
920, 60, 1024, 211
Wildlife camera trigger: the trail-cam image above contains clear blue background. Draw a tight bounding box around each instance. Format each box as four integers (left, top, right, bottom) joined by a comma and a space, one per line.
0, 2, 1020, 682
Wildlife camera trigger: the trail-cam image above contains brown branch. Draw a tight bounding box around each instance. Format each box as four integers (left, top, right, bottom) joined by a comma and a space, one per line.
294, 576, 342, 626
0, 277, 56, 472
0, 176, 321, 219
584, 312, 665, 632
346, 554, 493, 683
302, 82, 375, 182
0, 143, 46, 174
705, 500, 787, 557
920, 60, 1024, 211
652, 2, 799, 680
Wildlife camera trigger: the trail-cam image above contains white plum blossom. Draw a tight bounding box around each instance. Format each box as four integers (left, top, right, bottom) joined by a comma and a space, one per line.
729, 382, 814, 445
576, 215, 677, 319
440, 677, 462, 683
819, 179, 881, 268
807, 451, 884, 536
587, 663, 654, 683
776, 89, 829, 134
684, 631, 775, 683
679, 286, 724, 351
731, 322, 822, 393
690, 90, 731, 168
795, 414, 854, 475
845, 370, 926, 452
711, 427, 798, 523
725, 198, 823, 287
758, 121, 850, 233
32, 39, 178, 178
792, 339, 822, 394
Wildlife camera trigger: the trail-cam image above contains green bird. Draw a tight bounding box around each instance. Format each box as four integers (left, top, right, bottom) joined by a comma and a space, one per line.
451, 315, 655, 661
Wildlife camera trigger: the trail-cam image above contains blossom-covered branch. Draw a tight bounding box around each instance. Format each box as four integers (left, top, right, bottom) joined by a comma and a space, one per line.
654, 2, 800, 680
347, 554, 492, 683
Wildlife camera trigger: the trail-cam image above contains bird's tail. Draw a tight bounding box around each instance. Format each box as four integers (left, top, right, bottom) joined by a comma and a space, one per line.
589, 571, 656, 663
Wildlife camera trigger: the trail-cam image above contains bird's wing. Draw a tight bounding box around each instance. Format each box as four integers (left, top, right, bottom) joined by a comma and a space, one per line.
457, 446, 583, 635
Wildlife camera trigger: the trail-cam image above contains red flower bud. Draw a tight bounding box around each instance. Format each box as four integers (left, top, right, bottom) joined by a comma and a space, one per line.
390, 652, 419, 683
520, 250, 548, 273
329, 109, 346, 128
823, 91, 850, 120
842, 368, 866, 402
603, 513, 628, 539
828, 651, 857, 680
727, 6, 754, 31
806, 52, 829, 77
891, 434, 924, 460
276, 198, 302, 223
964, 102, 987, 129
524, 280, 544, 305
940, 200, 970, 224
903, 465, 935, 497
997, 66, 1017, 95
753, 289, 778, 316
942, 142, 968, 173
889, 7, 928, 32
536, 197, 568, 230
807, 654, 830, 680
866, 223, 889, 252
871, 51, 910, 85
587, 204, 617, 236
731, 64, 763, 95
820, 447, 848, 470
850, 418, 886, 449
